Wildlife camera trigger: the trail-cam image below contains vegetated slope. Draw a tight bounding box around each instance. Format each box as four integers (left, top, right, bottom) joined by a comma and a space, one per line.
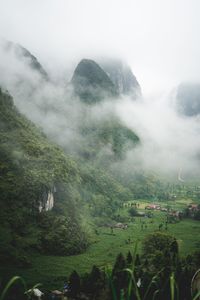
0, 86, 137, 267
79, 116, 139, 162
71, 59, 118, 103
0, 88, 88, 265
0, 44, 141, 263
175, 82, 200, 116
79, 164, 132, 225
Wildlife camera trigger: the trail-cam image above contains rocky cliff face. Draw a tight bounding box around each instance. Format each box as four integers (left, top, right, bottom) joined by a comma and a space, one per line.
71, 58, 141, 102
99, 59, 141, 98
39, 189, 55, 212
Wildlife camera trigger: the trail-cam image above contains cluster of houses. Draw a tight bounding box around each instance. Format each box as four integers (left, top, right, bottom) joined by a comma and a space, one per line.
168, 210, 183, 220
186, 203, 200, 218
113, 223, 128, 229
188, 203, 199, 211
145, 204, 168, 212
145, 202, 200, 220
144, 204, 183, 221
121, 201, 200, 224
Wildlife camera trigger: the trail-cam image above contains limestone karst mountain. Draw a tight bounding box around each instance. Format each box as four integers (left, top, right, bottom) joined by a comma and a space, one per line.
71, 58, 141, 103
71, 58, 118, 103
70, 58, 140, 160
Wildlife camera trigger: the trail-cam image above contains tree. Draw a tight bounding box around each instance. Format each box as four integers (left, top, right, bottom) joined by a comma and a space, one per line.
69, 270, 81, 297
112, 253, 127, 296
142, 232, 179, 271
128, 207, 138, 217
126, 251, 133, 265
170, 239, 179, 255
87, 265, 104, 296
143, 232, 179, 257
112, 253, 126, 275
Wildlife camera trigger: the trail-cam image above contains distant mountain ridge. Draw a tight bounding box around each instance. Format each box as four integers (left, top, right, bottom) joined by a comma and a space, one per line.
99, 58, 141, 97
175, 83, 200, 116
0, 39, 48, 79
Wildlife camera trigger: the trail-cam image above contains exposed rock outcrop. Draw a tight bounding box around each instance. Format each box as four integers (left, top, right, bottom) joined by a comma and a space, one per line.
99, 59, 141, 98
39, 189, 55, 212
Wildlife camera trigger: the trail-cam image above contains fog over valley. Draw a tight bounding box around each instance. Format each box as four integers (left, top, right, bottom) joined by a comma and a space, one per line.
0, 37, 199, 179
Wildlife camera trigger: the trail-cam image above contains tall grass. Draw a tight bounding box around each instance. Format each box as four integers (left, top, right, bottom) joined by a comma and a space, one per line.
106, 243, 200, 300
1, 273, 200, 300
0, 276, 41, 300
107, 269, 200, 300
193, 290, 200, 300
0, 276, 27, 300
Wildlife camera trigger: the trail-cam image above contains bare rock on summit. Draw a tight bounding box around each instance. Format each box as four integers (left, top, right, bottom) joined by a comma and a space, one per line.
99, 58, 141, 98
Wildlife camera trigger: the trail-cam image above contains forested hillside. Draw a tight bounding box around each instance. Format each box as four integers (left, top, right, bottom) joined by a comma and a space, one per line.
0, 88, 88, 264
0, 84, 140, 265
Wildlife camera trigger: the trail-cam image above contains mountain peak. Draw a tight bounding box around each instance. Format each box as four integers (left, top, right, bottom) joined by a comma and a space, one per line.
71, 59, 118, 103
0, 38, 48, 79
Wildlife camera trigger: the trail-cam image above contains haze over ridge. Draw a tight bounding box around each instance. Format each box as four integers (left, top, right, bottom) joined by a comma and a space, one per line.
1, 0, 200, 95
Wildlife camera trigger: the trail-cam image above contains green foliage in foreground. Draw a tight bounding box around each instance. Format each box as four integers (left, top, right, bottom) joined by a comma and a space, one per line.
1, 233, 200, 300
2, 207, 200, 292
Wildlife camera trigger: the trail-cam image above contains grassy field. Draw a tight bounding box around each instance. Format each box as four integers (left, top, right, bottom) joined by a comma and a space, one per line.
2, 199, 200, 290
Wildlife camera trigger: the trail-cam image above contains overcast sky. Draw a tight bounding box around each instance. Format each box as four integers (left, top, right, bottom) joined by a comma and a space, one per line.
0, 0, 200, 94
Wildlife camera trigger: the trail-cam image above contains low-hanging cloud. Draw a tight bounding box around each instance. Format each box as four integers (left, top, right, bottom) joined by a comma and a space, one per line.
0, 40, 200, 182
114, 95, 200, 179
